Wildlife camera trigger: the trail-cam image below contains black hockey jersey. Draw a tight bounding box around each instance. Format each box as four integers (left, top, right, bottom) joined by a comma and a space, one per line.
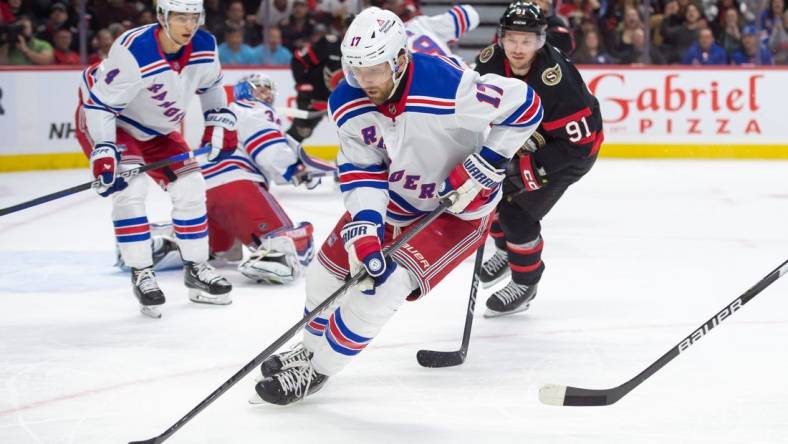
291, 34, 343, 109
474, 43, 603, 175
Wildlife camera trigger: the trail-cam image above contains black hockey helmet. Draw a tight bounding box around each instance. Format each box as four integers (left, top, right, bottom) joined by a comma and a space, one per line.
498, 1, 547, 37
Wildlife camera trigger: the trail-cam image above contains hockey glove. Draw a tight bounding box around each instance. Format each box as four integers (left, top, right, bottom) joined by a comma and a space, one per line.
340, 215, 396, 294
511, 153, 548, 192
438, 153, 505, 214
202, 108, 238, 162
90, 142, 128, 197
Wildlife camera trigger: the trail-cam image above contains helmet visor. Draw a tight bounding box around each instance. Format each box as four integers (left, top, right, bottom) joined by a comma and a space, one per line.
500, 30, 546, 53
342, 60, 392, 88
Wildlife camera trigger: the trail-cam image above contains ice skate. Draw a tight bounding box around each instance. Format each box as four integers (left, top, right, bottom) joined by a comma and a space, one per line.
250, 351, 328, 405
184, 261, 232, 305
131, 267, 165, 319
257, 343, 312, 380
478, 249, 510, 288
484, 281, 537, 318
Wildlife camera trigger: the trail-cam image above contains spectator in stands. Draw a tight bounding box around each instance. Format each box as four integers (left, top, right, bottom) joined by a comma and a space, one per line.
0, 0, 27, 23
107, 22, 126, 40
36, 2, 73, 47
279, 0, 315, 51
135, 8, 155, 26
257, 25, 291, 64
93, 0, 144, 29
215, 0, 262, 45
768, 9, 788, 64
218, 25, 262, 64
0, 0, 23, 24
204, 0, 227, 33
88, 28, 113, 63
759, 0, 785, 39
0, 15, 54, 65
718, 8, 743, 57
663, 2, 706, 63
682, 27, 727, 64
258, 0, 292, 34
613, 6, 645, 59
573, 28, 615, 64
622, 27, 667, 64
731, 25, 774, 63
52, 27, 79, 64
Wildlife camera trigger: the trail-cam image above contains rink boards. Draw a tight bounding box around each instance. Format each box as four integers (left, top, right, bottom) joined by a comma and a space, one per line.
0, 65, 786, 171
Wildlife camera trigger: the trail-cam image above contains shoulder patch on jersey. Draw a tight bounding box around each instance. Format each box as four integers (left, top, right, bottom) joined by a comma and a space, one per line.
541, 63, 562, 86
479, 45, 495, 64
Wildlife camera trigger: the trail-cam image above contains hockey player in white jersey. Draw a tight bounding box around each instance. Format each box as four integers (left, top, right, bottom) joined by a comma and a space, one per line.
252, 7, 543, 405
75, 0, 235, 317
121, 74, 332, 284
400, 3, 479, 60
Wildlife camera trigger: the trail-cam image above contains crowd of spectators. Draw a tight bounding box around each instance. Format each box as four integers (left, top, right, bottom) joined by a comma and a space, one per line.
0, 0, 785, 66
562, 0, 786, 65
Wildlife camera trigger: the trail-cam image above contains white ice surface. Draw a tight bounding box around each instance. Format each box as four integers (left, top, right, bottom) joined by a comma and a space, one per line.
1, 159, 787, 444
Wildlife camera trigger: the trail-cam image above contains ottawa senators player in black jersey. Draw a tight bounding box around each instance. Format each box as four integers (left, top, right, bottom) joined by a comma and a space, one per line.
287, 29, 343, 143
474, 0, 603, 317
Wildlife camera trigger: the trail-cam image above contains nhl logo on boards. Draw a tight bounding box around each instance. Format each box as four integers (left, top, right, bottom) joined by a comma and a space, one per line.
541, 64, 562, 86
479, 45, 495, 64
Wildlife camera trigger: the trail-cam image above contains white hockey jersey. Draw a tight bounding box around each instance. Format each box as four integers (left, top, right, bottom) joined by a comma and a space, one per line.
405, 5, 479, 59
328, 53, 543, 227
200, 99, 298, 190
79, 24, 226, 144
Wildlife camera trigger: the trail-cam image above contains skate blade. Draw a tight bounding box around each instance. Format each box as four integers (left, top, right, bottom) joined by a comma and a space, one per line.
480, 271, 511, 289
248, 391, 266, 405
140, 305, 162, 319
483, 303, 530, 318
188, 289, 232, 305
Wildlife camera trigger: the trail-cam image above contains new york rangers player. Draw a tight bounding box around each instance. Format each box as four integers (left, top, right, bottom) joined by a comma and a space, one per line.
252, 7, 543, 405
122, 74, 331, 284
76, 0, 235, 317
400, 3, 479, 61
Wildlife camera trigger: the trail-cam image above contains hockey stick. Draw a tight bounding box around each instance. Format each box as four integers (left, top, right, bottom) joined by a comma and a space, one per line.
128, 196, 455, 444
540, 258, 788, 407
275, 106, 327, 120
416, 243, 485, 368
0, 146, 211, 217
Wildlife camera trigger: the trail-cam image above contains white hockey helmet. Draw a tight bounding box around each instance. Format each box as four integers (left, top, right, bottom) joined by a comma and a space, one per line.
157, 0, 205, 26
340, 7, 408, 88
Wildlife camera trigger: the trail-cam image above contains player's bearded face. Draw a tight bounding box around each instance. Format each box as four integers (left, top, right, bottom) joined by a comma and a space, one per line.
351, 62, 395, 105
501, 31, 541, 71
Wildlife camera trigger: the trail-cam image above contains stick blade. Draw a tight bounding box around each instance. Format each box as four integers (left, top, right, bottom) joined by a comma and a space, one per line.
538, 384, 568, 406
128, 438, 160, 444
539, 384, 618, 406
416, 349, 465, 368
